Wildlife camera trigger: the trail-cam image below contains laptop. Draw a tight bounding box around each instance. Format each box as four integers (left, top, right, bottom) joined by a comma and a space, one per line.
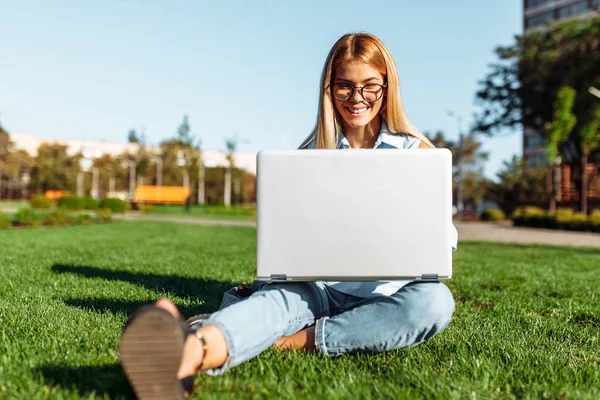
255, 148, 453, 282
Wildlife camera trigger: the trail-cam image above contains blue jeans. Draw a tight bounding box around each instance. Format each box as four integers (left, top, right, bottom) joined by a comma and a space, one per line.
199, 281, 455, 375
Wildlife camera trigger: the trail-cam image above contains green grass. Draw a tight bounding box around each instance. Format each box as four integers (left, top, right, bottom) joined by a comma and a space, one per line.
0, 222, 599, 399
144, 204, 256, 221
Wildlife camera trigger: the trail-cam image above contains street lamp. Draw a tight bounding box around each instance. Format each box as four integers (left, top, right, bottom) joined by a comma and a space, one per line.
151, 156, 163, 186
176, 150, 189, 188
122, 160, 136, 200
589, 86, 600, 99
447, 111, 464, 217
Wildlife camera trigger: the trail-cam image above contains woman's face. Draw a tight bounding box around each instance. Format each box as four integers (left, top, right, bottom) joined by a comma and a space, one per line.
331, 60, 386, 130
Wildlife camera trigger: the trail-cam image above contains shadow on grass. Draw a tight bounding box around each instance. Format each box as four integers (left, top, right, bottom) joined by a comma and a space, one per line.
36, 364, 134, 399
62, 296, 213, 319
52, 264, 238, 316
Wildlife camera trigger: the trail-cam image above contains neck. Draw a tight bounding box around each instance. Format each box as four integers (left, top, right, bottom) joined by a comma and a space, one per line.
342, 116, 382, 149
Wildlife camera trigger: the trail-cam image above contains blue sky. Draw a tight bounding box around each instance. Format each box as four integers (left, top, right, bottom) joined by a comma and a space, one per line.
0, 0, 522, 180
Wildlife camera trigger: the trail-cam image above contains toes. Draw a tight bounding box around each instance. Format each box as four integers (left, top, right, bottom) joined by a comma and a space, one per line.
156, 298, 180, 318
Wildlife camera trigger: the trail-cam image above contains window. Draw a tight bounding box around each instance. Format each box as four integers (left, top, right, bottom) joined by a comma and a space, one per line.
593, 0, 600, 9
558, 1, 589, 18
527, 0, 552, 8
525, 133, 546, 150
526, 11, 554, 28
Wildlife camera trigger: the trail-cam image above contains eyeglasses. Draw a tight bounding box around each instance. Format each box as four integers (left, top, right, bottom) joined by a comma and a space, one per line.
330, 83, 387, 103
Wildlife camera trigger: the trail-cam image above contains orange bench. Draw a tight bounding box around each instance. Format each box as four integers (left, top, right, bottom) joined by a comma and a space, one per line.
134, 186, 190, 205
45, 190, 72, 200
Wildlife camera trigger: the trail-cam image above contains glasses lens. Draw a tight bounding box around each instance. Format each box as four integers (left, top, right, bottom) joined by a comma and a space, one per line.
332, 84, 352, 101
362, 84, 383, 102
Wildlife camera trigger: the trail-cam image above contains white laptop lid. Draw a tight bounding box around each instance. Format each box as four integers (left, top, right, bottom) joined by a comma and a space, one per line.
256, 149, 453, 281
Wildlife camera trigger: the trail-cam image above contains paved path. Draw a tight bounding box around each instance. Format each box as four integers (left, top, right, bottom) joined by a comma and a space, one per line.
114, 213, 257, 227
115, 214, 600, 248
454, 221, 600, 248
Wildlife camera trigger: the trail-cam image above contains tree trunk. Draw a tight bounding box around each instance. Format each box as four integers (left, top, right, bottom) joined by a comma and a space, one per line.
581, 151, 588, 215
547, 165, 556, 212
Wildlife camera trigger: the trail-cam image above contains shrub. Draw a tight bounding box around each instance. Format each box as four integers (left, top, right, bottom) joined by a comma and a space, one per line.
83, 197, 99, 210
512, 206, 545, 227
72, 213, 94, 225
589, 210, 600, 225
58, 196, 85, 211
99, 198, 128, 213
564, 212, 592, 231
0, 211, 12, 228
97, 208, 113, 222
480, 208, 506, 221
30, 195, 53, 209
14, 208, 44, 227
46, 209, 70, 226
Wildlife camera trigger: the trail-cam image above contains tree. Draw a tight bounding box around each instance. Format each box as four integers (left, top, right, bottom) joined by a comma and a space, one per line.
474, 16, 600, 137
580, 105, 600, 214
545, 86, 577, 211
487, 156, 547, 216
0, 119, 13, 199
474, 15, 600, 212
31, 143, 77, 194
428, 130, 490, 208
177, 115, 195, 147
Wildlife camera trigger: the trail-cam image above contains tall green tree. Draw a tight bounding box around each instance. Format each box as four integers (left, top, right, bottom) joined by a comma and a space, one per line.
474, 15, 600, 212
580, 105, 600, 214
31, 143, 77, 194
545, 86, 577, 211
428, 130, 490, 207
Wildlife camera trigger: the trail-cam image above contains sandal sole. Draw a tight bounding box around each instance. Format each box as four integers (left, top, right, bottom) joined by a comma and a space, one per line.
119, 307, 187, 400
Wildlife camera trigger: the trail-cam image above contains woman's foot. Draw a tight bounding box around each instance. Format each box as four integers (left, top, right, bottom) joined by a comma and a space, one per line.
155, 299, 206, 383
119, 298, 205, 399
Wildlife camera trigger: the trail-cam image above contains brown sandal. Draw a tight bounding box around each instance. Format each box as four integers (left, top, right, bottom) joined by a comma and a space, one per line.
119, 306, 198, 399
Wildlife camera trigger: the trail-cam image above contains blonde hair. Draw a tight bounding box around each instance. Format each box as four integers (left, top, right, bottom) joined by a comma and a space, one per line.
299, 33, 433, 149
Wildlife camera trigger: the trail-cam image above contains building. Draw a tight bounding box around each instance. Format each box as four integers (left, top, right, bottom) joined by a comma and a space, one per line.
9, 133, 257, 175
522, 0, 600, 167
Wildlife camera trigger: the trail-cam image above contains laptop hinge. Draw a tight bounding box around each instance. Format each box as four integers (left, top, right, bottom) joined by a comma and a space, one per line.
421, 274, 439, 281
270, 274, 288, 281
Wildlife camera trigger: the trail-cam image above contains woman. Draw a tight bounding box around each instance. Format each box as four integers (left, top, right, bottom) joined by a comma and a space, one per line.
119, 32, 457, 399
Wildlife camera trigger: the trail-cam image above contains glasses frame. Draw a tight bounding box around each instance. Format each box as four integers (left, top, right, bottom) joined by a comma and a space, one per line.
329, 82, 387, 103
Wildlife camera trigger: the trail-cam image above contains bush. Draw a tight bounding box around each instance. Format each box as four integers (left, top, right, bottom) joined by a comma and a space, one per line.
14, 208, 44, 227
83, 197, 99, 210
480, 208, 506, 221
45, 209, 70, 226
512, 206, 545, 227
73, 213, 94, 224
589, 210, 600, 225
0, 211, 12, 228
99, 198, 128, 213
564, 212, 592, 231
30, 195, 53, 209
97, 208, 113, 222
58, 196, 85, 211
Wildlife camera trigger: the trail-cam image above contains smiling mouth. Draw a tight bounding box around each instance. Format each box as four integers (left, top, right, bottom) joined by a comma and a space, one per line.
346, 107, 368, 115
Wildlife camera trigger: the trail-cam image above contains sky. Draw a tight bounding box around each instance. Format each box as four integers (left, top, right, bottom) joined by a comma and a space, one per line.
0, 0, 523, 180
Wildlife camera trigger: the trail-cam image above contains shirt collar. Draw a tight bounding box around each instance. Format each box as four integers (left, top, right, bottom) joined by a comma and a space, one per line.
337, 120, 391, 149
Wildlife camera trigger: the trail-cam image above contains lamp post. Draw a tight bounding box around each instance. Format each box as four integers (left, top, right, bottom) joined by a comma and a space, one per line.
122, 160, 136, 200
197, 155, 205, 205
151, 156, 163, 186
176, 150, 189, 188
447, 111, 464, 217
78, 157, 93, 197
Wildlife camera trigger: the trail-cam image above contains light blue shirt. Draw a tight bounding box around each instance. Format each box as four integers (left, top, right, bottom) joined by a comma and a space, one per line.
302, 121, 458, 298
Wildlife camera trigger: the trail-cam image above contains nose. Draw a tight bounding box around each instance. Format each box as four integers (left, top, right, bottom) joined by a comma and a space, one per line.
350, 87, 366, 103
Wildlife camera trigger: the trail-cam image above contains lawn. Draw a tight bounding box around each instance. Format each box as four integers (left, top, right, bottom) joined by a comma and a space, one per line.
0, 222, 599, 399
143, 204, 256, 221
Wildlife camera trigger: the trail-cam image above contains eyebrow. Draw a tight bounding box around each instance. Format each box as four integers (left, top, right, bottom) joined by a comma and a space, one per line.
335, 77, 381, 84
